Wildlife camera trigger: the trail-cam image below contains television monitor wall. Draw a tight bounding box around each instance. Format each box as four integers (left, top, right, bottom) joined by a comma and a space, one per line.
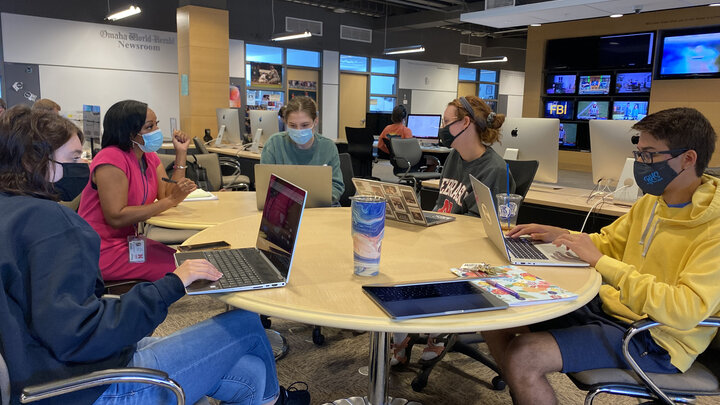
559, 123, 578, 147
545, 74, 577, 94
577, 101, 610, 120
578, 75, 611, 95
659, 31, 720, 77
615, 72, 652, 93
612, 101, 649, 120
544, 100, 574, 120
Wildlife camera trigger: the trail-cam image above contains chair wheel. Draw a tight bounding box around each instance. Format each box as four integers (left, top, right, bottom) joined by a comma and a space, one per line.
492, 376, 506, 390
261, 315, 271, 329
312, 327, 325, 345
411, 375, 428, 392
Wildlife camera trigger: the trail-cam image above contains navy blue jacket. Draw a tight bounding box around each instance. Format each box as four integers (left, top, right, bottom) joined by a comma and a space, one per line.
0, 193, 185, 404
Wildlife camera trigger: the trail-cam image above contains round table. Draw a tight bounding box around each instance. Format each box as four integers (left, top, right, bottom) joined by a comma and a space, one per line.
146, 191, 258, 230
184, 208, 601, 405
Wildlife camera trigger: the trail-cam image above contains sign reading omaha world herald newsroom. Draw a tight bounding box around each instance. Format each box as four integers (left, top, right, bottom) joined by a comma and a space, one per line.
100, 29, 176, 52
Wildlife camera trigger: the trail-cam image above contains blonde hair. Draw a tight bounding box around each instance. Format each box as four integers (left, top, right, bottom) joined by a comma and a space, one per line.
448, 95, 505, 144
284, 96, 317, 121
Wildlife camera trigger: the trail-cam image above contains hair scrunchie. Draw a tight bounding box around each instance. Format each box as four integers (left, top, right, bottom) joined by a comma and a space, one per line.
486, 112, 496, 127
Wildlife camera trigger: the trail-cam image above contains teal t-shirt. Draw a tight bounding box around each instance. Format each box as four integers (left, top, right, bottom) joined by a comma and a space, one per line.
260, 132, 345, 202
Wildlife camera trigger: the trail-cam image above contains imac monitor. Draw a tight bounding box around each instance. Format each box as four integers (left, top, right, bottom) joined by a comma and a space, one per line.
492, 117, 560, 183
578, 75, 611, 95
657, 26, 720, 79
615, 72, 652, 93
407, 114, 441, 139
559, 123, 578, 147
544, 100, 574, 120
248, 110, 280, 148
589, 120, 639, 184
576, 101, 609, 120
215, 108, 243, 145
545, 74, 577, 94
612, 101, 648, 121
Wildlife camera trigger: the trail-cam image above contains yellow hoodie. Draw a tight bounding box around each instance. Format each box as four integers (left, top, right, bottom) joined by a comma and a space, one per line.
590, 174, 720, 372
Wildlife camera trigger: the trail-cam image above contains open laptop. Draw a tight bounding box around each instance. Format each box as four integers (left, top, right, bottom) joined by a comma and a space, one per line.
363, 279, 508, 320
352, 178, 454, 227
254, 164, 332, 210
469, 174, 588, 267
174, 174, 307, 294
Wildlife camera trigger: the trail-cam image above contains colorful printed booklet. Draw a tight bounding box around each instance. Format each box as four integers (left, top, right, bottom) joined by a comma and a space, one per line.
451, 263, 577, 306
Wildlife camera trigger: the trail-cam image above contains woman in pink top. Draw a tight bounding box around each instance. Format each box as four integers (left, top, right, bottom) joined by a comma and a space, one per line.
377, 105, 413, 156
79, 100, 196, 282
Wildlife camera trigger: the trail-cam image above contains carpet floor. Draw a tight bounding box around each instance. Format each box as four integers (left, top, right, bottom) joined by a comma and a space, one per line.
154, 295, 720, 405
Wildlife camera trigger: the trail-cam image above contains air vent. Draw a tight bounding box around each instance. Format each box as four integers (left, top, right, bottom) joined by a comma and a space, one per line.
460, 43, 483, 57
285, 17, 323, 36
486, 0, 515, 9
340, 25, 372, 43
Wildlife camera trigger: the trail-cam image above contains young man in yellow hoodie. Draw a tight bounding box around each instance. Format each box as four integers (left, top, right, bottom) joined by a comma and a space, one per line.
483, 107, 720, 405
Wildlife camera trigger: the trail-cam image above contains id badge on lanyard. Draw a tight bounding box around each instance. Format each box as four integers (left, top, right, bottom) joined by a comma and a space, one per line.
128, 226, 146, 263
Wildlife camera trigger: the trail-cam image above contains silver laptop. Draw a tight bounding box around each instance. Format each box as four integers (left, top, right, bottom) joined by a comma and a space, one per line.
254, 164, 332, 210
352, 178, 455, 227
469, 174, 588, 267
174, 174, 307, 294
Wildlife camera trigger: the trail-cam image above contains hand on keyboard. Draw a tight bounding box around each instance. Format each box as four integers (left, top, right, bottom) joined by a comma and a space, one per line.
174, 259, 223, 287
505, 223, 569, 243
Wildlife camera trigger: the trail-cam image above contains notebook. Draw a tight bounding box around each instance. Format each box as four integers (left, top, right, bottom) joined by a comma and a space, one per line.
254, 164, 332, 210
351, 178, 455, 227
362, 279, 508, 320
174, 174, 307, 294
469, 174, 588, 267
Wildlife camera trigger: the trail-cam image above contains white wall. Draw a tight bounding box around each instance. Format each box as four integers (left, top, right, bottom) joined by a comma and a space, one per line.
398, 59, 459, 116
229, 39, 245, 78
499, 70, 525, 117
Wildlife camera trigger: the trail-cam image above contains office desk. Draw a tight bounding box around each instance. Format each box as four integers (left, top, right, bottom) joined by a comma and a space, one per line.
207, 146, 262, 189
146, 191, 257, 230
184, 208, 601, 404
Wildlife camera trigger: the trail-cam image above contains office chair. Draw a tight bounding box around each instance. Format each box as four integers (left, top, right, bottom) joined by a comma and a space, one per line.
345, 126, 374, 178
192, 138, 250, 191
568, 317, 720, 404
338, 153, 356, 208
505, 159, 539, 199
0, 352, 184, 405
389, 138, 442, 190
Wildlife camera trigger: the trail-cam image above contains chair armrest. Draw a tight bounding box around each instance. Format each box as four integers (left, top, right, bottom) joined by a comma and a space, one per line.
622, 317, 720, 405
422, 155, 442, 172
21, 368, 185, 404
391, 156, 413, 177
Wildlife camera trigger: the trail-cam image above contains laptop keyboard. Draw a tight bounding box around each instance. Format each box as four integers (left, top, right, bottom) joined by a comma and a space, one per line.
203, 249, 264, 288
504, 237, 549, 260
374, 282, 476, 302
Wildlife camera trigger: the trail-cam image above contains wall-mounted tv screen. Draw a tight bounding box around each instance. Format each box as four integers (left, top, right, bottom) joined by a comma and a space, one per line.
578, 75, 611, 95
544, 100, 574, 120
656, 25, 720, 79
559, 123, 578, 147
545, 32, 653, 70
577, 101, 609, 120
545, 74, 576, 94
612, 101, 649, 120
615, 72, 652, 93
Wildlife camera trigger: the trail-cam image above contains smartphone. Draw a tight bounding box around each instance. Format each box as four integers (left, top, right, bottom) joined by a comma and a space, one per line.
177, 240, 231, 252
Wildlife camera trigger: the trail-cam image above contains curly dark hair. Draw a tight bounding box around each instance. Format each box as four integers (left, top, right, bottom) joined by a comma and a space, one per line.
0, 105, 82, 199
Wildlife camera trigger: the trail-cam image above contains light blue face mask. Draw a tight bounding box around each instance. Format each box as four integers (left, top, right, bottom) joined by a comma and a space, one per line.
287, 127, 314, 145
133, 129, 164, 153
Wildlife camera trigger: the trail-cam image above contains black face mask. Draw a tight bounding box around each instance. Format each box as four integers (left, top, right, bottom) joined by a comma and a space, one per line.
633, 159, 683, 196
52, 162, 90, 201
438, 120, 468, 148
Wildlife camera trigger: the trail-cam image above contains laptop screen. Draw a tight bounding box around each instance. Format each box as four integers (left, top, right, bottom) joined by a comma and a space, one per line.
407, 114, 441, 139
256, 175, 307, 277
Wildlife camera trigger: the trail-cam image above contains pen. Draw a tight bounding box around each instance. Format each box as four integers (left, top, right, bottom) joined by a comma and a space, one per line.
161, 177, 178, 184
485, 279, 525, 300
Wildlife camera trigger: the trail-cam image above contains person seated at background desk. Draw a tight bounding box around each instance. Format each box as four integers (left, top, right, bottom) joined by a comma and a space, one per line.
0, 105, 290, 405
79, 100, 197, 282
377, 104, 412, 156
483, 107, 720, 405
260, 96, 344, 203
434, 95, 515, 216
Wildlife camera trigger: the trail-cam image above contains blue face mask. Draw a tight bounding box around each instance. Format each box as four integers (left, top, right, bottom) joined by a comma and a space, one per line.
287, 127, 314, 145
633, 158, 683, 196
133, 129, 164, 153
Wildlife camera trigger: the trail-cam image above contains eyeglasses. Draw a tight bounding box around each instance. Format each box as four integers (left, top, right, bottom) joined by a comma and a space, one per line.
632, 148, 688, 164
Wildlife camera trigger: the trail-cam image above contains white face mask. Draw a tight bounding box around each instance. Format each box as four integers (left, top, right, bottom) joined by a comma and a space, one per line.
287, 127, 314, 145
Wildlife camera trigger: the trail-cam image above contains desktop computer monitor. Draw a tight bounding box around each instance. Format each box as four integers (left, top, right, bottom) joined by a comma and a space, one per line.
215, 108, 243, 145
589, 120, 639, 184
407, 114, 441, 140
248, 109, 280, 147
492, 117, 560, 183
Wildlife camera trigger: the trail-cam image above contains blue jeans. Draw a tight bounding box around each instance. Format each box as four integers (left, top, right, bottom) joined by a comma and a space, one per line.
94, 310, 279, 405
